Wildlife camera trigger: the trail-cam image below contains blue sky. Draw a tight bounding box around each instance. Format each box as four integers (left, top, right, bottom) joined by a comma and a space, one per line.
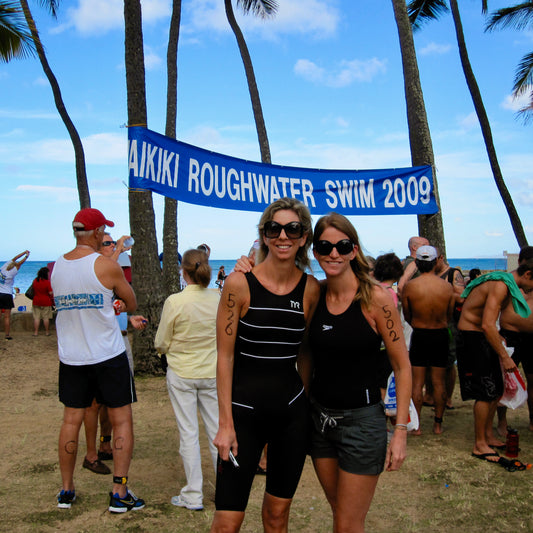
1, 0, 532, 261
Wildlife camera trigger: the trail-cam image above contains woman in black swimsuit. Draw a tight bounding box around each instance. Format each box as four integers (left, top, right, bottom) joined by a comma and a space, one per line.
309, 213, 411, 533
211, 198, 320, 533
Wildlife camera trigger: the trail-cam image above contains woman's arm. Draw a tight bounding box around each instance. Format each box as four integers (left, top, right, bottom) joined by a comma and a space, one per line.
154, 297, 175, 355
213, 272, 248, 460
8, 250, 30, 270
297, 276, 320, 393
371, 286, 411, 472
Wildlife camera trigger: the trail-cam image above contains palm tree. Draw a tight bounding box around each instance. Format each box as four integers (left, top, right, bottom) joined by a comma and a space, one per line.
225, 0, 277, 164
486, 2, 533, 123
391, 0, 447, 256
124, 0, 165, 374
408, 0, 528, 248
162, 0, 182, 297
0, 1, 34, 61
18, 0, 90, 208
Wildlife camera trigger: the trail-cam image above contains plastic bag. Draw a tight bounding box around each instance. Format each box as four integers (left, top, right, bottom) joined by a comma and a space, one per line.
499, 369, 527, 410
384, 373, 419, 431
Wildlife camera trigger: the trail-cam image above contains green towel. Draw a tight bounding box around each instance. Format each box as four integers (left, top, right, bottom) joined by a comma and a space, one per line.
461, 271, 531, 318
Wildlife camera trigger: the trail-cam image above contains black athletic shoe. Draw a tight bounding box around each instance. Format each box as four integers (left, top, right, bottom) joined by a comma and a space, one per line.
108, 489, 145, 513
57, 490, 76, 509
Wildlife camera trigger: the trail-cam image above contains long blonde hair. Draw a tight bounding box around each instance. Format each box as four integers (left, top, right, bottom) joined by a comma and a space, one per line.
256, 197, 313, 271
313, 213, 377, 309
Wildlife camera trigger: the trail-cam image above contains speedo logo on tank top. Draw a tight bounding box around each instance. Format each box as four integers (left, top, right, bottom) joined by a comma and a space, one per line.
54, 293, 104, 311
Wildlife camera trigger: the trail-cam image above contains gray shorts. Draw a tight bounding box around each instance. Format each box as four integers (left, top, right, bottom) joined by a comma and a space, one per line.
310, 399, 387, 475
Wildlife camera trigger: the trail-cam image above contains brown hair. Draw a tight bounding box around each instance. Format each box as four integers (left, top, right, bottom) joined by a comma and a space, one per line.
313, 212, 377, 308
181, 248, 211, 288
257, 197, 313, 271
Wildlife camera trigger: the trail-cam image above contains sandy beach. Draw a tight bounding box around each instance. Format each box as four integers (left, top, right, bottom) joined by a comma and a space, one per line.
2, 322, 533, 532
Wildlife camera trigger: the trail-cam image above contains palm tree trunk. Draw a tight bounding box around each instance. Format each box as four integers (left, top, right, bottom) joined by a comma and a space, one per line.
162, 0, 182, 297
19, 0, 90, 209
391, 0, 446, 256
225, 0, 271, 163
450, 0, 528, 248
124, 0, 164, 374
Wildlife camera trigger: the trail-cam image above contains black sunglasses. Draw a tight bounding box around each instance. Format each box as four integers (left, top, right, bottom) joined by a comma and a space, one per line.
314, 239, 355, 256
102, 241, 116, 247
263, 221, 304, 239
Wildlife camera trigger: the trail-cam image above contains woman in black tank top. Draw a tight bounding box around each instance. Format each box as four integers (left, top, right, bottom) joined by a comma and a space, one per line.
309, 213, 412, 533
211, 198, 320, 532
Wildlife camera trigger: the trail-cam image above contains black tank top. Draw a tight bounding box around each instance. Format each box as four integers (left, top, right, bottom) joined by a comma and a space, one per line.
232, 271, 307, 411
310, 287, 382, 409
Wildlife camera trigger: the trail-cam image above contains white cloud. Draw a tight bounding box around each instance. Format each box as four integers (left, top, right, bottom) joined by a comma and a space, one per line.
16, 185, 78, 203
144, 50, 163, 71
0, 132, 126, 165
459, 112, 478, 130
15, 184, 125, 203
501, 91, 531, 112
294, 58, 387, 87
185, 0, 339, 39
485, 231, 504, 237
0, 109, 58, 120
33, 77, 49, 87
61, 0, 170, 36
419, 42, 451, 56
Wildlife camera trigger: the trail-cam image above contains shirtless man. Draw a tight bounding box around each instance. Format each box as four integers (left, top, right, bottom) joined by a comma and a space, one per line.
497, 246, 533, 435
432, 252, 466, 409
398, 236, 429, 296
457, 258, 533, 463
401, 246, 454, 434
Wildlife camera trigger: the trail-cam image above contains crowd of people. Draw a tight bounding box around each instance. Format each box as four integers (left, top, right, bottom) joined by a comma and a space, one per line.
4, 202, 533, 532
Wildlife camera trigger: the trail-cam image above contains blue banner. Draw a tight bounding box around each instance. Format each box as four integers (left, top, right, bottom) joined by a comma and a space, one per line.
128, 127, 438, 216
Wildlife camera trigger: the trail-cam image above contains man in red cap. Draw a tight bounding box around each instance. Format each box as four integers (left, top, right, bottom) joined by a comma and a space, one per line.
51, 208, 145, 513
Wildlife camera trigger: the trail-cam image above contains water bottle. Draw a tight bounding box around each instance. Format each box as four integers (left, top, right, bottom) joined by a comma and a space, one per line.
506, 428, 519, 458
123, 237, 134, 248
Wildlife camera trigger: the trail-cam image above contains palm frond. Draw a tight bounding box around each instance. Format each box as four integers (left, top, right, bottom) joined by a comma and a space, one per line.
0, 2, 35, 62
407, 0, 449, 31
482, 1, 488, 15
36, 0, 59, 19
513, 51, 533, 94
236, 0, 278, 19
516, 90, 533, 124
486, 3, 533, 32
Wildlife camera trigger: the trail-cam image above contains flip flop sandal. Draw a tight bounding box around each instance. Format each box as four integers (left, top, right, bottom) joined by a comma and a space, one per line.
471, 452, 500, 464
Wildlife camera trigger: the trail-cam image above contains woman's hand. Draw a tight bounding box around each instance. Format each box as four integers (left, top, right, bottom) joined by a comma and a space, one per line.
213, 426, 238, 462
385, 428, 407, 471
234, 255, 253, 273
129, 315, 148, 329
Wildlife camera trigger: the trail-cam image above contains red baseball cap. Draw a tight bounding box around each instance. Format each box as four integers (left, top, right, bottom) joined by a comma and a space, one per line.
73, 208, 114, 231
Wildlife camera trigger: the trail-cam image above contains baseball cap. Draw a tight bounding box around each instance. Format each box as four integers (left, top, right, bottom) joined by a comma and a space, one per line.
73, 208, 114, 231
416, 245, 438, 261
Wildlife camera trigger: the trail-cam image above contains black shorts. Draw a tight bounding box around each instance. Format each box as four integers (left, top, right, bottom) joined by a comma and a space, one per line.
214, 390, 309, 512
409, 328, 449, 368
0, 293, 14, 310
501, 328, 533, 375
310, 399, 386, 476
59, 352, 136, 408
456, 330, 503, 402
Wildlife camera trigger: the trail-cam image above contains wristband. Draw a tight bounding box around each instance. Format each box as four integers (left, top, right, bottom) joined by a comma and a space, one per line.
394, 423, 408, 430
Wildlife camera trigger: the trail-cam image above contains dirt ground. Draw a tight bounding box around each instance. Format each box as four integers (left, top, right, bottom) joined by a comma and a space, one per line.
2, 329, 533, 532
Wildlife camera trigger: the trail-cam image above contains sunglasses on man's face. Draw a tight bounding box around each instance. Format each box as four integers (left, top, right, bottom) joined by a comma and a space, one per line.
263, 221, 304, 239
314, 239, 355, 256
102, 241, 116, 247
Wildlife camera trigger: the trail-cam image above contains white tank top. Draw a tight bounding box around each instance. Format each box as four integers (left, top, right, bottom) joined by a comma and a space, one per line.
51, 253, 125, 365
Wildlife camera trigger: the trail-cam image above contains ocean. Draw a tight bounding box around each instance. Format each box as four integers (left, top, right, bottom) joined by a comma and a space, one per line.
5, 257, 509, 293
